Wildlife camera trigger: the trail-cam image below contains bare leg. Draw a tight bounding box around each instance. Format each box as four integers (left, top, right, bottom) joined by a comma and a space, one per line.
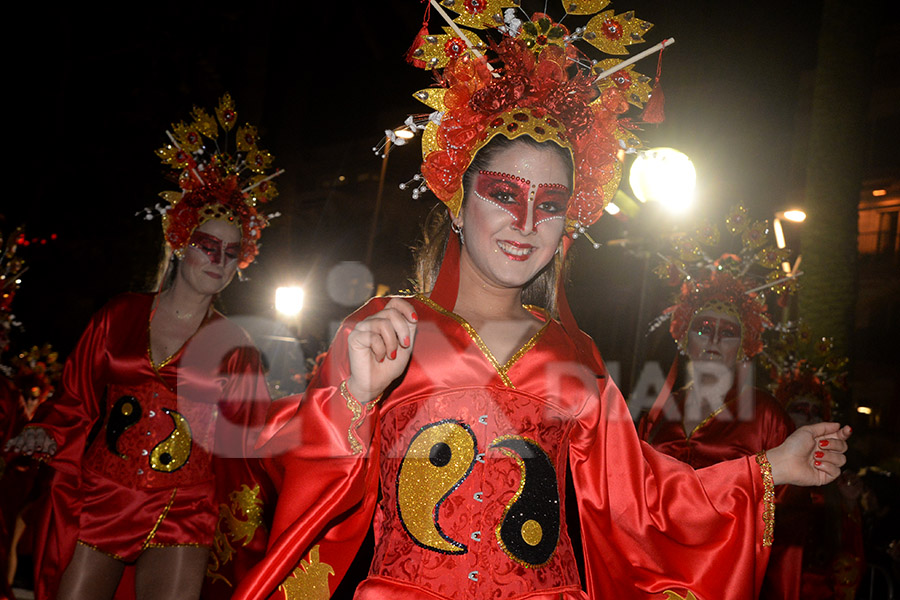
135, 546, 210, 600
57, 543, 125, 600
6, 514, 26, 585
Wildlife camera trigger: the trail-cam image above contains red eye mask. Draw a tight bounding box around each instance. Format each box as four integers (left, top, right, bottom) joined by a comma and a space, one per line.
690, 317, 742, 343
187, 231, 241, 265
474, 171, 569, 232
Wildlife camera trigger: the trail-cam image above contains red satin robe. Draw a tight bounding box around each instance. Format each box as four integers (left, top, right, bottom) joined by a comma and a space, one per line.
22, 293, 272, 600
638, 386, 803, 600
234, 295, 775, 600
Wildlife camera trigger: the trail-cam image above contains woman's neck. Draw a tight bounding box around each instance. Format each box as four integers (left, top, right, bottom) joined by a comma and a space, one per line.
452, 254, 530, 324
158, 279, 214, 321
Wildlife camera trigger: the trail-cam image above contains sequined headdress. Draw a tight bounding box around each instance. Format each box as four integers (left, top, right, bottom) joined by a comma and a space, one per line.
655, 205, 800, 359
0, 226, 27, 353
151, 94, 282, 269
390, 0, 671, 234
759, 321, 848, 419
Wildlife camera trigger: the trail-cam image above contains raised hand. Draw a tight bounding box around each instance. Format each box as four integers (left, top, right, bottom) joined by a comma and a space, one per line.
4, 425, 58, 457
346, 298, 418, 404
767, 422, 852, 486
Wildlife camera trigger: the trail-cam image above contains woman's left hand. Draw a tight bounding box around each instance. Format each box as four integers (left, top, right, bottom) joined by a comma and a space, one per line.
766, 422, 852, 486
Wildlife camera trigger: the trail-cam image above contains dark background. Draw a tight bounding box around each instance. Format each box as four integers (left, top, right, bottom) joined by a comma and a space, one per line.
3, 0, 897, 391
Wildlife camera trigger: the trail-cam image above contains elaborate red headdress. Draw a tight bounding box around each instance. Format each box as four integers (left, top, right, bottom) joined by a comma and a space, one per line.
759, 321, 848, 419
152, 93, 282, 269
393, 2, 665, 233
0, 226, 27, 353
656, 205, 798, 359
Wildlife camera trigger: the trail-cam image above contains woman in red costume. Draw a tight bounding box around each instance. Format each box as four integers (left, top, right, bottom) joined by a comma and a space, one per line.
233, 6, 850, 600
5, 95, 277, 600
637, 243, 805, 599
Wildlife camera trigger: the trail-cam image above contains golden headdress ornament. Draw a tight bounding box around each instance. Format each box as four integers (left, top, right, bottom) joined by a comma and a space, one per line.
142, 93, 284, 269
380, 0, 673, 237
654, 205, 802, 359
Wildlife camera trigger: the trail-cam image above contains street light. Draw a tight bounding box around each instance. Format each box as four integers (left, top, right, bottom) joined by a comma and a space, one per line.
275, 286, 304, 318
628, 147, 696, 213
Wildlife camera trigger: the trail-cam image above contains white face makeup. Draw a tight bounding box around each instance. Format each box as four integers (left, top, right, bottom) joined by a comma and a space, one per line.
686, 310, 743, 369
457, 141, 570, 291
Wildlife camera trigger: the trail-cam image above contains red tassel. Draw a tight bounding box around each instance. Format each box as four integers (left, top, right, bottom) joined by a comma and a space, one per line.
405, 2, 432, 68
641, 42, 668, 124
405, 22, 430, 68
641, 83, 665, 123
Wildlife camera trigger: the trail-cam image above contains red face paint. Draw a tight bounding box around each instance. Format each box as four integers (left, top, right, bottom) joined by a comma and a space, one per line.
474, 170, 569, 233
187, 230, 241, 266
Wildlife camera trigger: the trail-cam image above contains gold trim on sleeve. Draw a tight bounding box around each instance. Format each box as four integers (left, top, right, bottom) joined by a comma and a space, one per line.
341, 380, 381, 455
755, 451, 775, 547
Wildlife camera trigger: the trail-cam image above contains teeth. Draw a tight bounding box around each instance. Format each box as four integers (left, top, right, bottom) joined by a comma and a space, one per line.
497, 241, 534, 256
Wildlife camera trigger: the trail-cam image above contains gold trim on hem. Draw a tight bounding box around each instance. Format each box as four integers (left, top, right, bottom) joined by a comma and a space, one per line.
755, 451, 775, 547
417, 294, 549, 388
141, 488, 178, 549
77, 539, 126, 562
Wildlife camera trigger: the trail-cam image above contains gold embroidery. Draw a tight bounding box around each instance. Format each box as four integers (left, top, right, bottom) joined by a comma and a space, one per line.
417, 295, 549, 388
662, 591, 699, 600
756, 451, 775, 547
341, 380, 381, 455
279, 545, 334, 600
207, 484, 264, 586
685, 398, 733, 440
141, 489, 178, 549
150, 409, 192, 472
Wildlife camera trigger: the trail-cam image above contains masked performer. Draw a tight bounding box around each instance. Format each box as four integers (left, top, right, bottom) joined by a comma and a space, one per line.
235, 5, 850, 600
5, 94, 278, 600
637, 218, 807, 599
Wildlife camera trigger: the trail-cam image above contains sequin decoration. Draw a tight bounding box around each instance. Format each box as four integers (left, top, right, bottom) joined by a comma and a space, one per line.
583, 10, 653, 55
491, 435, 560, 567
662, 591, 699, 600
279, 545, 334, 600
150, 408, 192, 472
208, 484, 264, 586
437, 0, 517, 30
755, 451, 775, 547
396, 420, 477, 554
106, 395, 142, 459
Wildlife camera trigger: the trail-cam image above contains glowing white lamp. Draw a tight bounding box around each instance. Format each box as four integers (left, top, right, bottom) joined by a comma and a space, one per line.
275, 286, 305, 317
628, 147, 696, 214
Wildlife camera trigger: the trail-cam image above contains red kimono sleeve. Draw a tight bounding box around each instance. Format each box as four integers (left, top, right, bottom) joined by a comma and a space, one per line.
203, 343, 276, 598
571, 374, 772, 599
233, 298, 388, 600
27, 303, 111, 600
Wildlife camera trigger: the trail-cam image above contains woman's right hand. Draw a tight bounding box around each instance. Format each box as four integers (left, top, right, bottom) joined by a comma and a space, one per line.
346, 297, 418, 404
4, 426, 58, 456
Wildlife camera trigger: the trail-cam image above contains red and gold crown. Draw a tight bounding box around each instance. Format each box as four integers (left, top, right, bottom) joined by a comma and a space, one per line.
395, 1, 664, 232
656, 205, 799, 359
153, 93, 282, 269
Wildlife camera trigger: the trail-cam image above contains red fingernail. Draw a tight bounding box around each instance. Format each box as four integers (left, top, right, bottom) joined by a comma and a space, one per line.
403, 336, 410, 347
390, 349, 397, 360
819, 439, 829, 447
814, 451, 824, 458
814, 460, 822, 467
411, 312, 418, 322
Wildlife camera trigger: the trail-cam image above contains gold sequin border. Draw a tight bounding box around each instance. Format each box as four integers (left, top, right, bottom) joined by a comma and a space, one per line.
416, 295, 549, 388
755, 451, 775, 547
340, 380, 381, 455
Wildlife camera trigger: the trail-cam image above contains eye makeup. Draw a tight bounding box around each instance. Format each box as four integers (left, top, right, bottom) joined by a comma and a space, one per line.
474, 170, 569, 231
187, 230, 241, 265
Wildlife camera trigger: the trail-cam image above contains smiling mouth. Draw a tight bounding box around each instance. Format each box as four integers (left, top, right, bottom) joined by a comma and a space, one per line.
497, 240, 535, 260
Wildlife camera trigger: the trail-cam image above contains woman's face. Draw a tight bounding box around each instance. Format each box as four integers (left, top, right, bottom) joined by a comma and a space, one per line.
456, 141, 570, 291
686, 309, 743, 369
177, 218, 241, 296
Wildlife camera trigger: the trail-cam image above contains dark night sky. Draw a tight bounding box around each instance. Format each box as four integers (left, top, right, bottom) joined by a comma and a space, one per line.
4, 0, 893, 368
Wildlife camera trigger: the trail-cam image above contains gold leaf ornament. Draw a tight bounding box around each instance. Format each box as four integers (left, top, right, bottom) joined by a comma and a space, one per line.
583, 10, 653, 55
279, 545, 334, 600
560, 0, 611, 16
215, 93, 238, 132
593, 59, 653, 107
437, 0, 517, 30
